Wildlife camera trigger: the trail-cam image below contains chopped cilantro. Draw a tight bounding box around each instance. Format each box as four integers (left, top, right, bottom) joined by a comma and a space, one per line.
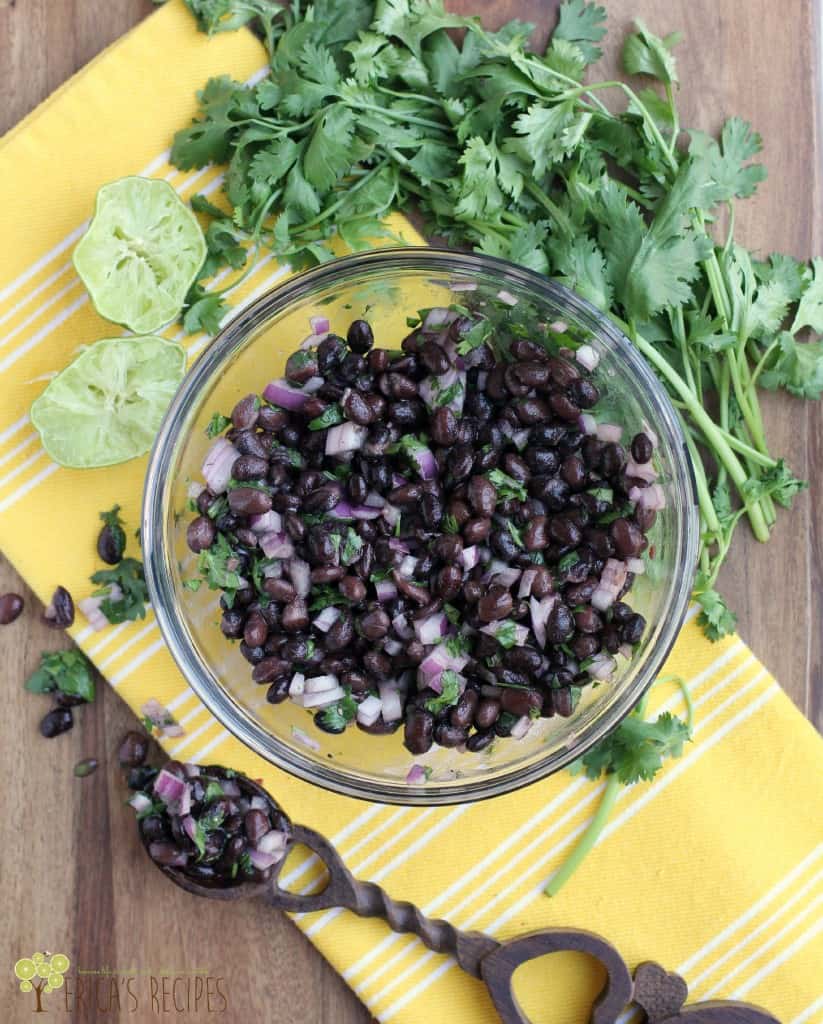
308, 404, 344, 430
90, 557, 149, 623
487, 469, 527, 503
424, 671, 463, 714
25, 649, 95, 702
206, 412, 231, 438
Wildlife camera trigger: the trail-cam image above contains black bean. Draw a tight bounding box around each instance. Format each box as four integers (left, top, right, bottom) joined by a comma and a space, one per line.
569, 378, 599, 408
342, 669, 369, 693
231, 394, 261, 430
500, 687, 543, 717
635, 505, 657, 532
0, 592, 24, 625
186, 516, 216, 553
475, 698, 501, 730
404, 708, 434, 755
611, 518, 644, 557
325, 613, 355, 651
252, 657, 290, 684
546, 604, 574, 643
466, 730, 494, 752
420, 341, 451, 375
233, 455, 269, 482
552, 688, 575, 717
477, 586, 513, 622
342, 389, 373, 426
394, 574, 430, 607
234, 430, 268, 459
54, 691, 85, 708
347, 320, 374, 354
281, 600, 309, 632
118, 730, 149, 767
631, 432, 654, 464
450, 690, 479, 728
243, 611, 269, 648
240, 642, 265, 664
244, 809, 270, 844
574, 606, 602, 634
435, 565, 463, 600
338, 576, 366, 603
266, 677, 290, 703
40, 706, 73, 738
221, 610, 245, 640
43, 585, 74, 629
228, 487, 272, 515
491, 528, 519, 560
560, 455, 587, 491
463, 517, 492, 545
435, 723, 468, 748
258, 406, 289, 432
622, 613, 646, 645
317, 334, 347, 374
523, 516, 548, 551
369, 348, 390, 373
430, 407, 458, 446
601, 443, 627, 478
548, 392, 580, 421
359, 608, 390, 639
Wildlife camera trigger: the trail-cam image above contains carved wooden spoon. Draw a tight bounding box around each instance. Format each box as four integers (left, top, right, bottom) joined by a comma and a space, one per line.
138, 767, 781, 1024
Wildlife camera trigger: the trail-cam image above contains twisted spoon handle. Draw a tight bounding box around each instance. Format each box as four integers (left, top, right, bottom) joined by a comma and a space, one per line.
268, 824, 499, 977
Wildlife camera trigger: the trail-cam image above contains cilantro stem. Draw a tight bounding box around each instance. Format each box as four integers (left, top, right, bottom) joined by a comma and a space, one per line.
628, 326, 771, 542
545, 775, 621, 897
524, 180, 574, 237
356, 102, 448, 133
651, 674, 695, 731
296, 160, 390, 231
683, 428, 721, 536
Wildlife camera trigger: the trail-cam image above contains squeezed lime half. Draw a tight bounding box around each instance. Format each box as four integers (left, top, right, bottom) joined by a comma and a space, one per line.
73, 176, 206, 333
31, 336, 187, 468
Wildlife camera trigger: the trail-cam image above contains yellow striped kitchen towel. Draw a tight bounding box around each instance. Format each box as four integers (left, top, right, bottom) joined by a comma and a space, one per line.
0, 2, 821, 1022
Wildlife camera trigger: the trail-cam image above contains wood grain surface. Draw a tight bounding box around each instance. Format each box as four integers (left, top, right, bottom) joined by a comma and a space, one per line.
0, 2, 820, 1022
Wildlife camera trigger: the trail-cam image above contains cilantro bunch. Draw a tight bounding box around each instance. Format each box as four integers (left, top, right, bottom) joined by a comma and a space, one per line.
176, 0, 820, 639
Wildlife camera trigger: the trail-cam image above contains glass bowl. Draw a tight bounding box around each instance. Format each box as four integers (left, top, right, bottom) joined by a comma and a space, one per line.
142, 248, 699, 805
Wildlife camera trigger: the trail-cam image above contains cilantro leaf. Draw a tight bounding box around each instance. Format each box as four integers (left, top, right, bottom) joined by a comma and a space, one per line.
759, 331, 823, 399
695, 587, 737, 642
206, 412, 231, 438
487, 468, 527, 502
25, 649, 95, 702
90, 558, 149, 624
424, 670, 462, 713
622, 19, 682, 85
315, 687, 358, 732
553, 0, 607, 65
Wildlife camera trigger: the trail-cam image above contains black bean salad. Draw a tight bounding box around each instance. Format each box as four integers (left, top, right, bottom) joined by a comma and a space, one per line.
127, 754, 292, 886
185, 305, 664, 769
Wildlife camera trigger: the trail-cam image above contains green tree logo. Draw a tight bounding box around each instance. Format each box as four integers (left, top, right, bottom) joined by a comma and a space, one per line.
14, 952, 69, 1012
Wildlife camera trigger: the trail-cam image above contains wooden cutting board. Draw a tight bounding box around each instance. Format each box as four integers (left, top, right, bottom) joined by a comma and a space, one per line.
0, 2, 819, 1022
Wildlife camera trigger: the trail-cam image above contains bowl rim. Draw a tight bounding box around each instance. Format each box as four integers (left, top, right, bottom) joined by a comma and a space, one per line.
142, 247, 699, 805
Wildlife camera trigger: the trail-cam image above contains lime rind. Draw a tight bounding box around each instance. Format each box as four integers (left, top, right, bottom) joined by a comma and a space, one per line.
73, 176, 206, 334
30, 336, 187, 468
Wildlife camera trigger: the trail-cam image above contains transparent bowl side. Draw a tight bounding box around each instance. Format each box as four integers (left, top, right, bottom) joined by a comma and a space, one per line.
144, 250, 698, 805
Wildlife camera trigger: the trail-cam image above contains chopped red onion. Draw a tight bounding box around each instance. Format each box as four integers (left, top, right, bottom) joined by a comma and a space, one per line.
382, 503, 401, 528
388, 537, 410, 554
220, 779, 241, 798
263, 379, 312, 411
512, 429, 531, 450
262, 561, 283, 578
530, 594, 557, 649
405, 764, 428, 784
626, 557, 645, 575
292, 726, 321, 751
310, 315, 330, 335
201, 437, 237, 494
392, 612, 413, 640
423, 307, 458, 330
626, 458, 658, 483
510, 715, 532, 740
549, 320, 569, 333
619, 643, 635, 660
182, 814, 198, 844
578, 413, 598, 436
575, 344, 600, 371
588, 653, 616, 680
364, 491, 386, 508
410, 442, 437, 479
301, 685, 346, 708
518, 568, 538, 599
249, 510, 282, 534
153, 769, 190, 815
641, 420, 659, 448
260, 532, 294, 559
247, 847, 281, 871
289, 672, 306, 697
591, 558, 629, 611
378, 682, 404, 722
79, 591, 117, 631
484, 561, 521, 588
326, 423, 367, 455
149, 842, 188, 867
414, 611, 448, 645
631, 482, 666, 510
304, 674, 339, 693
356, 694, 383, 727
450, 280, 478, 292
302, 375, 325, 394
128, 792, 152, 814
398, 555, 418, 579
187, 481, 205, 500
481, 622, 530, 646
287, 558, 311, 598
257, 829, 289, 857
248, 795, 269, 812
496, 288, 519, 306
376, 580, 398, 603
299, 331, 329, 351
183, 763, 201, 779
596, 422, 623, 443
461, 545, 480, 571
383, 638, 403, 656
313, 607, 341, 633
